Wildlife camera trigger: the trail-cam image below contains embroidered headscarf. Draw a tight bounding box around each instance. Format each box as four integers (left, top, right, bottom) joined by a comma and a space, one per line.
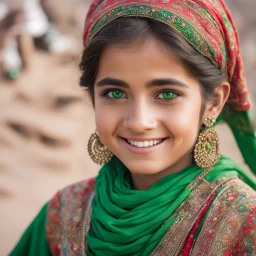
83, 0, 256, 174
84, 0, 249, 111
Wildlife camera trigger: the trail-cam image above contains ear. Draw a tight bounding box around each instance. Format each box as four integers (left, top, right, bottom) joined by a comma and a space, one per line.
204, 82, 231, 120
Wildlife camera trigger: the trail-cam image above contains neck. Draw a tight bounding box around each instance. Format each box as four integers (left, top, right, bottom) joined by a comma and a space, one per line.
131, 154, 193, 190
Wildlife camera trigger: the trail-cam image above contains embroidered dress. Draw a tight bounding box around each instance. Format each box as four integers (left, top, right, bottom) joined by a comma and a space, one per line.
10, 157, 256, 255
9, 0, 256, 255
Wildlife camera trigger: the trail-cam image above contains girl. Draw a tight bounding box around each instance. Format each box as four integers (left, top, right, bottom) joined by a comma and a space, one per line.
10, 0, 256, 255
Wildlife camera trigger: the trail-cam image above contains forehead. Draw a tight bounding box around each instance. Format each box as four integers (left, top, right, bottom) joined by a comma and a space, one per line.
96, 36, 195, 84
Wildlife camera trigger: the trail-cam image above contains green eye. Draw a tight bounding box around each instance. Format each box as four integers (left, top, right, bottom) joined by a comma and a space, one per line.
158, 91, 177, 100
110, 90, 124, 99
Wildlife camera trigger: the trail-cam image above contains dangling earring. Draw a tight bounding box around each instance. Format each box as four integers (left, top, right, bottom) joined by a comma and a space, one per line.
194, 116, 220, 169
87, 130, 113, 165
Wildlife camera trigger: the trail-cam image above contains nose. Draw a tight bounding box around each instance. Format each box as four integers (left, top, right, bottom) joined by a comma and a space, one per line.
123, 100, 157, 133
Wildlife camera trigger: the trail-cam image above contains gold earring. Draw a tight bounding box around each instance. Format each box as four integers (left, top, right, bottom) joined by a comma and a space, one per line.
194, 116, 220, 169
87, 131, 113, 165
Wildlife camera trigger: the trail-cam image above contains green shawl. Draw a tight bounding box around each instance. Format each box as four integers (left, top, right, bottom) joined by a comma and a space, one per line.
86, 156, 256, 256
9, 203, 51, 256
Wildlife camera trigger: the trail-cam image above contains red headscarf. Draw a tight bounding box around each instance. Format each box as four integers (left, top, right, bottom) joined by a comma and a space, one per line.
83, 0, 250, 112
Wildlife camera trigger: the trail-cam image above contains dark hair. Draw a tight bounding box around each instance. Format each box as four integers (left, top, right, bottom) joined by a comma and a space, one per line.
79, 17, 227, 107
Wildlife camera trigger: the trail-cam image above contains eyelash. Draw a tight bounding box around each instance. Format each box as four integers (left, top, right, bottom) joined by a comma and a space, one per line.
101, 89, 127, 100
101, 88, 180, 101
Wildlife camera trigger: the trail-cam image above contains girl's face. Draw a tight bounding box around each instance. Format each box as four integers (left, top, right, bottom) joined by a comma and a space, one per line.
94, 37, 203, 176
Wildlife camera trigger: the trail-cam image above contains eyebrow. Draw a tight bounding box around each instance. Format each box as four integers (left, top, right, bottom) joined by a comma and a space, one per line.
96, 77, 189, 88
96, 77, 129, 87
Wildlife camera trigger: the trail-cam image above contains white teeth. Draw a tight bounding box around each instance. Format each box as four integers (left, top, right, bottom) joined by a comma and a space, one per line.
127, 139, 164, 148
143, 141, 149, 147
138, 141, 144, 147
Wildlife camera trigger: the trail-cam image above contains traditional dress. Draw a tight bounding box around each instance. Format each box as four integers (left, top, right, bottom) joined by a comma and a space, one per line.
10, 0, 256, 255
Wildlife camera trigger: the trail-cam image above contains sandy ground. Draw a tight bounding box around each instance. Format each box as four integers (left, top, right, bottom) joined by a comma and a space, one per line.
0, 51, 99, 255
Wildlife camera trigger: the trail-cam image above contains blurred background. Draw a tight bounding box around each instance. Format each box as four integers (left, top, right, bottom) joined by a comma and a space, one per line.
0, 0, 255, 255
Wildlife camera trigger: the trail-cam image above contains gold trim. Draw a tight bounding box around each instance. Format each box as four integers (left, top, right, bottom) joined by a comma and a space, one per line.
151, 175, 232, 255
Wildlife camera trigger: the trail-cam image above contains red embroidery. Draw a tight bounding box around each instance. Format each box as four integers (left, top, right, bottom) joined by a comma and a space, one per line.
46, 178, 95, 256
180, 192, 217, 256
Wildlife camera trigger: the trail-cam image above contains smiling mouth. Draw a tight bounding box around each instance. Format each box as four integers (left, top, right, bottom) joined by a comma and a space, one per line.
120, 137, 168, 148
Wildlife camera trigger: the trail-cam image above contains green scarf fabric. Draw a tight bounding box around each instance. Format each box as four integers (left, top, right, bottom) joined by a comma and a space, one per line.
86, 156, 256, 256
9, 203, 52, 256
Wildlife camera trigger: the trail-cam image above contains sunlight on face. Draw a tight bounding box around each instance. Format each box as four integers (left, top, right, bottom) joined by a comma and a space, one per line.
94, 37, 203, 177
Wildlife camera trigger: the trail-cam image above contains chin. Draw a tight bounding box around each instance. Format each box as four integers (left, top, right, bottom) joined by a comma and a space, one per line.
123, 160, 170, 176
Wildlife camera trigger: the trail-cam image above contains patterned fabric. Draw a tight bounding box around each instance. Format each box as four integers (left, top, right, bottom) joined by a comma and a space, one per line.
179, 194, 215, 256
46, 191, 62, 256
46, 178, 95, 256
191, 178, 256, 255
83, 0, 250, 111
46, 177, 256, 255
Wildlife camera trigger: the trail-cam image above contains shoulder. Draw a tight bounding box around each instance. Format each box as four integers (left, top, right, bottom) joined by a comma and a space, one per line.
194, 178, 256, 255
222, 178, 256, 254
218, 177, 256, 210
214, 177, 256, 230
206, 177, 256, 222
45, 177, 96, 256
219, 177, 256, 202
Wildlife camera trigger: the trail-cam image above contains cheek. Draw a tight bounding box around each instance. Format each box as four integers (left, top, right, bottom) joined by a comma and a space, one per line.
94, 99, 123, 144
95, 103, 110, 141
162, 97, 202, 139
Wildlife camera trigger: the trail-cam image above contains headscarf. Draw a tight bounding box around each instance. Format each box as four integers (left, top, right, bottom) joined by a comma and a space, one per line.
83, 0, 256, 175
84, 0, 249, 110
